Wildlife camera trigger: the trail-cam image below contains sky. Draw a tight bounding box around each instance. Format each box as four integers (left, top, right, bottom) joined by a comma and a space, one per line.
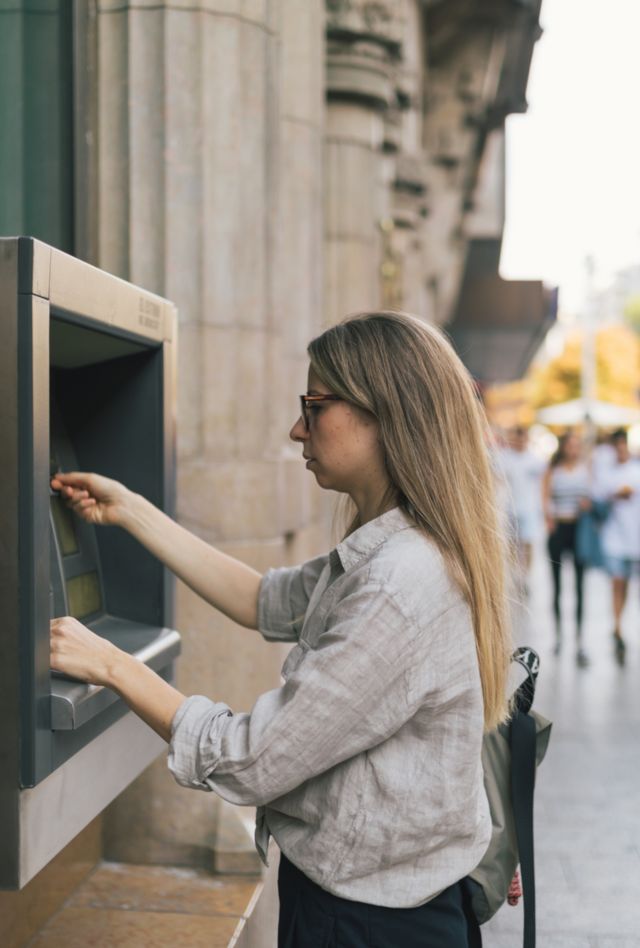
500, 0, 640, 317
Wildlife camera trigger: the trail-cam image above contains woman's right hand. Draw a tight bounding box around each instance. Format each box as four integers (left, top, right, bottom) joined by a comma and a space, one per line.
545, 514, 556, 534
50, 472, 132, 528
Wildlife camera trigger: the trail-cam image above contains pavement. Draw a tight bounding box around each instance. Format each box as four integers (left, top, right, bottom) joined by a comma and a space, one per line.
483, 539, 640, 947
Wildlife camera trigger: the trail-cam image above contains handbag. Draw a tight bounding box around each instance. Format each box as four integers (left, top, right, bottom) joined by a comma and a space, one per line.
575, 499, 610, 569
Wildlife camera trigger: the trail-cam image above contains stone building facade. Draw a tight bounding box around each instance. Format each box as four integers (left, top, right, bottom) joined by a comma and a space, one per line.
0, 1, 545, 944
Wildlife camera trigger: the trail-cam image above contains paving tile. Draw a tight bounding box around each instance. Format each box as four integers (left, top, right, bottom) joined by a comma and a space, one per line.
562, 853, 640, 891
67, 861, 260, 918
593, 939, 640, 947
29, 907, 240, 948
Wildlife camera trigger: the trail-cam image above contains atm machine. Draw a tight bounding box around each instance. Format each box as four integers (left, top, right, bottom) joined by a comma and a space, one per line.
0, 237, 181, 888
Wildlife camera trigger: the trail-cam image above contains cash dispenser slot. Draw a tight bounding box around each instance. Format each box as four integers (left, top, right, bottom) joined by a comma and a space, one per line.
50, 620, 181, 730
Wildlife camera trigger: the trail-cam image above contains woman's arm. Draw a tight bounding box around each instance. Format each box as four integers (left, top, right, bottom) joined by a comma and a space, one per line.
52, 473, 261, 629
123, 492, 262, 628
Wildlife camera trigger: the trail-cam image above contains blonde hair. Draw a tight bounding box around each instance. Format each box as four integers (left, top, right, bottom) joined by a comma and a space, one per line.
308, 311, 512, 730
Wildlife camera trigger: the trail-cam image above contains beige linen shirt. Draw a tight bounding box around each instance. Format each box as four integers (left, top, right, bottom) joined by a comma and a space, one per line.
168, 507, 491, 908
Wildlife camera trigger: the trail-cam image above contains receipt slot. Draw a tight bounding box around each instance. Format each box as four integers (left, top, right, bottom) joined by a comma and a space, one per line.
0, 238, 181, 888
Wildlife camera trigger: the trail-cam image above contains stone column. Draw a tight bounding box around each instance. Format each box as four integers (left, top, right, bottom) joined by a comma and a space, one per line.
324, 0, 402, 323
94, 0, 327, 871
380, 0, 430, 318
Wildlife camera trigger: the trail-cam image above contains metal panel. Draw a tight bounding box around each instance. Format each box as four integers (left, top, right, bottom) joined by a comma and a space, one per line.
0, 239, 21, 886
18, 292, 53, 787
18, 711, 166, 888
51, 624, 180, 730
48, 243, 173, 342
0, 2, 74, 252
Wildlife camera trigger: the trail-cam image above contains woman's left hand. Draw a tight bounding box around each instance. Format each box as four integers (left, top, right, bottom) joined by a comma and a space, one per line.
507, 869, 522, 906
50, 617, 118, 686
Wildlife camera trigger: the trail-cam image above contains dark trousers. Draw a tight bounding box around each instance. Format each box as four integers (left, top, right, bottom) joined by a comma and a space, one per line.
547, 521, 584, 631
277, 852, 480, 948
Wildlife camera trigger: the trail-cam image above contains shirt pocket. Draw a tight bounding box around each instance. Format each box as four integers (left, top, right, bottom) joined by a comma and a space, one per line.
281, 640, 309, 680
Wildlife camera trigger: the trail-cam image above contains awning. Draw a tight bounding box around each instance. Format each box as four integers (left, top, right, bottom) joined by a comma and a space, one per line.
447, 239, 557, 384
536, 399, 640, 427
448, 273, 557, 384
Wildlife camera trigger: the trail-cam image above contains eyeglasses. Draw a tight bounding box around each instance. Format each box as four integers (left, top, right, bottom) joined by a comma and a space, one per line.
299, 394, 342, 431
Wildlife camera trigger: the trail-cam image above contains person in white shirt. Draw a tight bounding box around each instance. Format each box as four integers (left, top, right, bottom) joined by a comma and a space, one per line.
593, 428, 640, 663
591, 432, 616, 483
497, 427, 545, 582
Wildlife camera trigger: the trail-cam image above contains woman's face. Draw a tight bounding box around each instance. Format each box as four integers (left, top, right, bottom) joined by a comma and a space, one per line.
290, 368, 388, 496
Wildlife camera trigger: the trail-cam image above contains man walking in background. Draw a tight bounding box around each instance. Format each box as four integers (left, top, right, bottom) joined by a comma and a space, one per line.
498, 426, 545, 593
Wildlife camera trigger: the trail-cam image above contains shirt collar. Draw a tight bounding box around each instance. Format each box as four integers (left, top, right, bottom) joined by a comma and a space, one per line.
334, 506, 415, 573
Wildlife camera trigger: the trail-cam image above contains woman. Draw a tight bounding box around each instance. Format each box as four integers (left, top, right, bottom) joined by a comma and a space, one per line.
542, 431, 591, 665
51, 311, 511, 948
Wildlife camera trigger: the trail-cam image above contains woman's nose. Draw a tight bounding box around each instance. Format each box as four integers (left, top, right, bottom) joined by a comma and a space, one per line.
290, 416, 308, 443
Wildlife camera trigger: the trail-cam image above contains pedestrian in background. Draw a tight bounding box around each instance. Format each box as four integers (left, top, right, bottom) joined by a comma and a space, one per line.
497, 426, 545, 593
592, 430, 616, 483
593, 428, 640, 664
542, 431, 591, 665
49, 311, 512, 948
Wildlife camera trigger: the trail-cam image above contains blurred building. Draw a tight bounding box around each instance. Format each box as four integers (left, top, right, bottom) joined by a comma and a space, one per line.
0, 1, 548, 944
592, 262, 640, 326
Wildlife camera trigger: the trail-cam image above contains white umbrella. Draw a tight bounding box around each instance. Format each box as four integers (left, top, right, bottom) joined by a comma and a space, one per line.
536, 398, 640, 427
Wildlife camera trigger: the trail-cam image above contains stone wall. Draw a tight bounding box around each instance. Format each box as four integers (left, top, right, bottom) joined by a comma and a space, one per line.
91, 0, 329, 870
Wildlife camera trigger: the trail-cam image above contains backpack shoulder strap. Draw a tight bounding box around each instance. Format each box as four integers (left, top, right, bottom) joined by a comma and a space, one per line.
509, 708, 538, 948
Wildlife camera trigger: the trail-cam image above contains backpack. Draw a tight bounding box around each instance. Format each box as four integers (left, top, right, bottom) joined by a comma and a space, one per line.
466, 646, 552, 948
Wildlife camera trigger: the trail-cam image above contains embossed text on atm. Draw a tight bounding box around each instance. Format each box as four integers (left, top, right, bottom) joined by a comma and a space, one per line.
138, 297, 161, 330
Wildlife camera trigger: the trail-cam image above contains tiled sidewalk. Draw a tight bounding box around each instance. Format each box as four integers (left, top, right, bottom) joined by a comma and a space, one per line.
484, 541, 640, 947
28, 863, 262, 948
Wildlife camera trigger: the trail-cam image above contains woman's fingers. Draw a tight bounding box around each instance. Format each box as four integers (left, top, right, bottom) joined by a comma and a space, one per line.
50, 472, 127, 528
51, 480, 101, 521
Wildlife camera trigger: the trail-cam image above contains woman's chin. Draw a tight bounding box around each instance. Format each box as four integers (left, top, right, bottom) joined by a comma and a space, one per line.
309, 467, 330, 489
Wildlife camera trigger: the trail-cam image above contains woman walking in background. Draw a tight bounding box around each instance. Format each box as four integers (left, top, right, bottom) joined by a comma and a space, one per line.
50, 311, 512, 948
593, 428, 640, 664
542, 431, 591, 665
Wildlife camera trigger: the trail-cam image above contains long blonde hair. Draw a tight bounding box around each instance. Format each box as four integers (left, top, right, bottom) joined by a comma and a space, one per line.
308, 311, 511, 730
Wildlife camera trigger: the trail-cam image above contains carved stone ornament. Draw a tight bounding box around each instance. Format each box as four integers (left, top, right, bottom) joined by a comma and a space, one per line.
325, 0, 404, 109
326, 0, 403, 47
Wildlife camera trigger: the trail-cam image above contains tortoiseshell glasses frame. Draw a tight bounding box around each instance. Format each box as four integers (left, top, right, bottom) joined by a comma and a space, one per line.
299, 394, 343, 431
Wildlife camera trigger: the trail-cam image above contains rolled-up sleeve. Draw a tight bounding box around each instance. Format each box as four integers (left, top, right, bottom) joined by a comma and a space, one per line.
167, 585, 435, 807
168, 695, 233, 790
258, 554, 328, 642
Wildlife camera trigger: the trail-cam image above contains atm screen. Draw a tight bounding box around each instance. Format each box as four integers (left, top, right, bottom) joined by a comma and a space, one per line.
50, 494, 79, 556
49, 394, 105, 624
66, 571, 102, 620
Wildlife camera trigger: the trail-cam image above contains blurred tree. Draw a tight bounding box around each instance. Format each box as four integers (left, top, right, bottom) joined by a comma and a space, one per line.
530, 331, 582, 407
596, 324, 640, 405
486, 324, 640, 423
483, 378, 535, 429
